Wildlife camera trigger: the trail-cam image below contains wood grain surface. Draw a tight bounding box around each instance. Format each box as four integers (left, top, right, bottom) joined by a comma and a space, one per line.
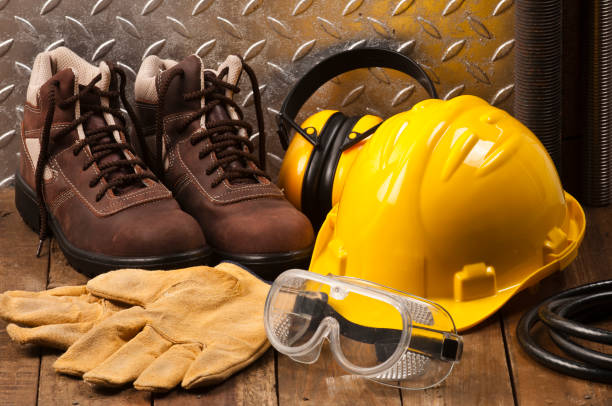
401, 315, 515, 406
0, 188, 48, 406
0, 188, 611, 405
36, 240, 151, 406
153, 349, 277, 406
277, 345, 403, 406
502, 207, 612, 406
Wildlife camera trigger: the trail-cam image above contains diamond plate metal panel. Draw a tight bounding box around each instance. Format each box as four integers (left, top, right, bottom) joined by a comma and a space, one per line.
0, 0, 515, 186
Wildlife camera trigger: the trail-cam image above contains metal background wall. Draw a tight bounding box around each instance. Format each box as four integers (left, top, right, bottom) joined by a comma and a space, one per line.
0, 0, 515, 186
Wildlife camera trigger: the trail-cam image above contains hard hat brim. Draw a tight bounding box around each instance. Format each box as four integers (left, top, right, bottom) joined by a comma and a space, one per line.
433, 287, 523, 332
432, 192, 586, 332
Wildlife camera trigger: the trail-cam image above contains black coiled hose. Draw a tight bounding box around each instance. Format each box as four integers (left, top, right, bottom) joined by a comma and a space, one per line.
517, 280, 612, 383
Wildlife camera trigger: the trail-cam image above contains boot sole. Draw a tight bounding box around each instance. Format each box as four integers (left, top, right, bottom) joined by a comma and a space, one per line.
15, 172, 212, 277
212, 246, 313, 281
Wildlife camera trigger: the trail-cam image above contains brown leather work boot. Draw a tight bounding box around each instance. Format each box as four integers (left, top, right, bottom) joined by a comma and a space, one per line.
134, 54, 314, 278
15, 47, 211, 276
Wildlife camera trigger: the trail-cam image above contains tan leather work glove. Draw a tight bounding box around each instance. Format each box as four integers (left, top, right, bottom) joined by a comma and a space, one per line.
53, 262, 271, 391
0, 285, 126, 349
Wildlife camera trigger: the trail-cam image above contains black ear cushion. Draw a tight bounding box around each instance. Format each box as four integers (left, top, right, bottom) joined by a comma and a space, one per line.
301, 112, 347, 229
315, 116, 362, 225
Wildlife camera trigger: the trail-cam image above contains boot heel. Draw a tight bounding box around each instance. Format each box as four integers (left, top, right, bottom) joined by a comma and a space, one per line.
14, 173, 42, 234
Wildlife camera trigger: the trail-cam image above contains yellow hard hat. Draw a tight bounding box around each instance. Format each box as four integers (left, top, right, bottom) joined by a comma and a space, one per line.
309, 95, 586, 332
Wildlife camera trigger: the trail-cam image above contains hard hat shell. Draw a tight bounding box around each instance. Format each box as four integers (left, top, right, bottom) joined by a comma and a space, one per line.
309, 95, 585, 332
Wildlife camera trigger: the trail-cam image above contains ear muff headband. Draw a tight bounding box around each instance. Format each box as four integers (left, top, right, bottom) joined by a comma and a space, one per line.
277, 47, 439, 147
278, 47, 438, 229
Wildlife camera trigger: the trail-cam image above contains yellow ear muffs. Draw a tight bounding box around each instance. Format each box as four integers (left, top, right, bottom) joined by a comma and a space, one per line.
278, 111, 383, 229
276, 48, 438, 230
278, 110, 338, 212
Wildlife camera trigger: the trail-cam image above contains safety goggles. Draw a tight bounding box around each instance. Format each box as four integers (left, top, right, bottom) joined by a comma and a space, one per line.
264, 269, 462, 389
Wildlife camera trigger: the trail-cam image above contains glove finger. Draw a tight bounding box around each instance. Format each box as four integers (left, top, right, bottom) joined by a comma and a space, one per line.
6, 321, 94, 349
213, 262, 271, 297
214, 262, 255, 280
0, 289, 100, 326
54, 307, 147, 377
182, 340, 271, 389
134, 343, 201, 392
3, 285, 87, 298
214, 262, 268, 284
83, 325, 172, 387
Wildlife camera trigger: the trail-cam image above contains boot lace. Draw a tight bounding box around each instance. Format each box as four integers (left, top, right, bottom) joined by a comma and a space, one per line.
153, 59, 269, 187
35, 64, 156, 256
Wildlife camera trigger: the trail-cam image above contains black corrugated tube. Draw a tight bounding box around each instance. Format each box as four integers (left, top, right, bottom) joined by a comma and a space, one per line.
584, 0, 612, 206
514, 0, 563, 172
517, 280, 612, 383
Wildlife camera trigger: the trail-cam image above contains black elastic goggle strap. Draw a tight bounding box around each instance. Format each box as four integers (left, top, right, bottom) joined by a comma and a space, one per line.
277, 47, 439, 149
293, 294, 461, 363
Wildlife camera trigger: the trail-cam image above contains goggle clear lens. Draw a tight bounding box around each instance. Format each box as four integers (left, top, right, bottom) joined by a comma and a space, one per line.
370, 312, 461, 389
268, 285, 325, 348
265, 270, 462, 390
334, 289, 405, 368
334, 276, 462, 389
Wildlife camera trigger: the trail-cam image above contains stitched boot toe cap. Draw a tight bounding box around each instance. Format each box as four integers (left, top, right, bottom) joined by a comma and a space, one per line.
210, 199, 315, 255
111, 205, 207, 258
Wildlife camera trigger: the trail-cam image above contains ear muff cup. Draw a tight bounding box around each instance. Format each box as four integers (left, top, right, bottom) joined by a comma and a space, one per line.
315, 116, 361, 226
301, 112, 349, 229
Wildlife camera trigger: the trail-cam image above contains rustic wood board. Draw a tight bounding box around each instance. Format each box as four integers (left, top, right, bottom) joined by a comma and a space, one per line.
36, 240, 151, 406
400, 315, 515, 406
277, 344, 403, 406
153, 349, 277, 405
1, 188, 611, 405
275, 314, 515, 406
502, 206, 612, 406
0, 188, 49, 406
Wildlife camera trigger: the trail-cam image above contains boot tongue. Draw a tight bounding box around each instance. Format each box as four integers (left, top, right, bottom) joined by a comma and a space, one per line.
75, 61, 141, 193
203, 55, 258, 185
170, 55, 257, 184
78, 61, 111, 134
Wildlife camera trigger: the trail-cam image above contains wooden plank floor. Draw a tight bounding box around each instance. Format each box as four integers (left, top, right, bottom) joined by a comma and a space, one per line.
0, 187, 610, 405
